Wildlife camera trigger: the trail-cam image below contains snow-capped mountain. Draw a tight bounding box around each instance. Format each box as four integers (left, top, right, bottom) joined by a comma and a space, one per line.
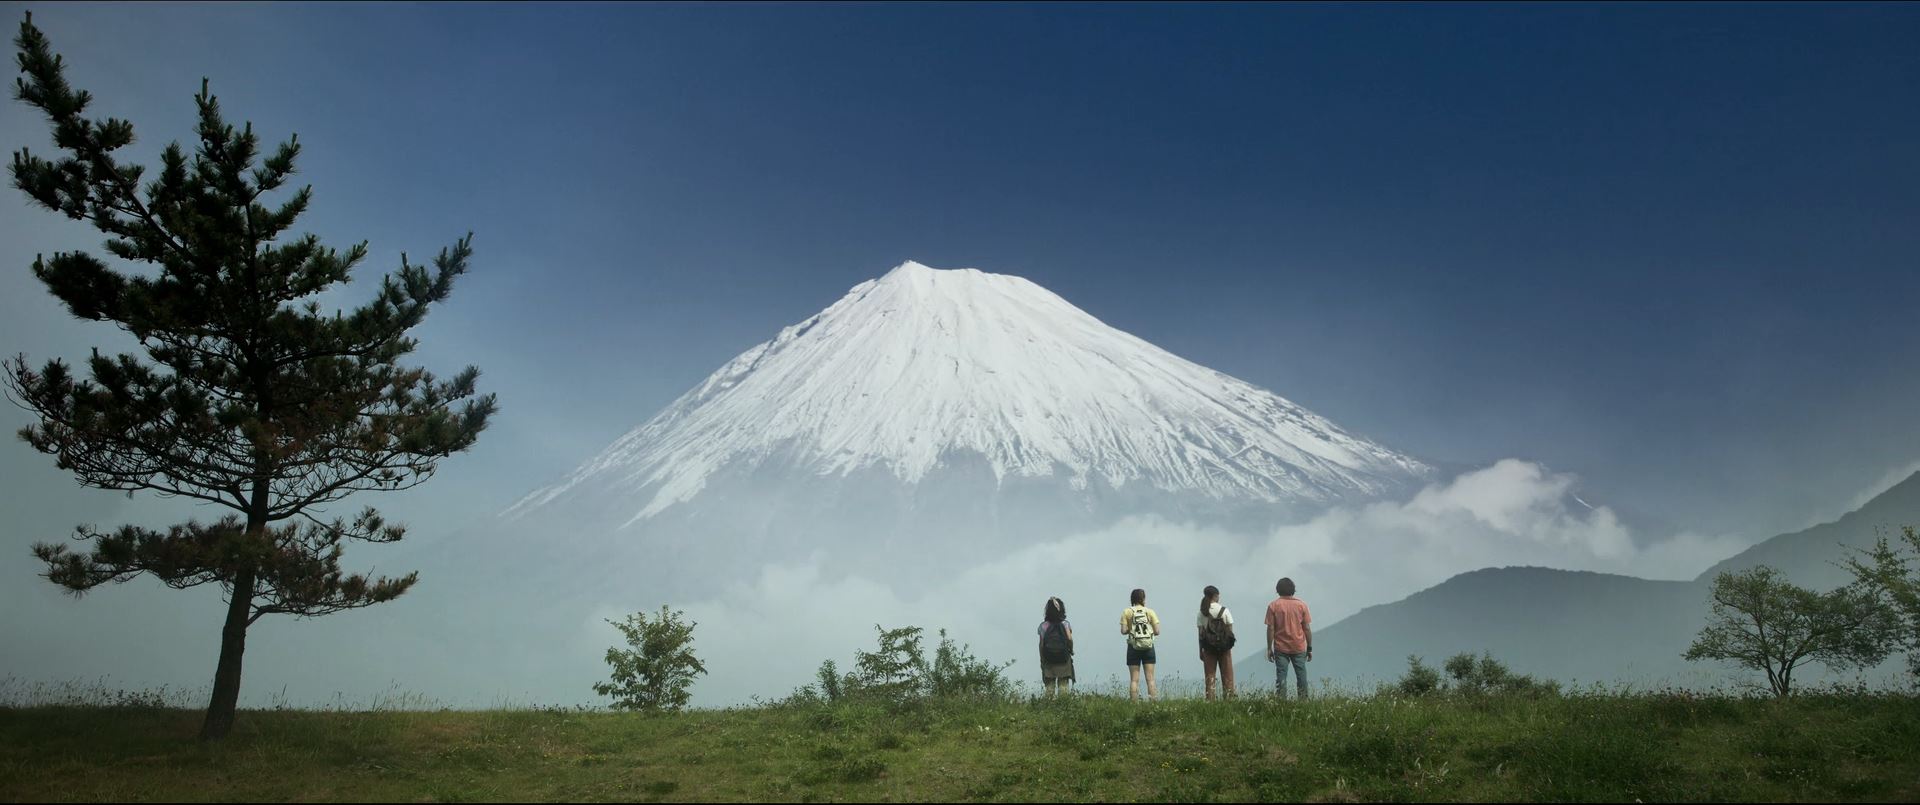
509, 260, 1429, 524
493, 260, 1433, 595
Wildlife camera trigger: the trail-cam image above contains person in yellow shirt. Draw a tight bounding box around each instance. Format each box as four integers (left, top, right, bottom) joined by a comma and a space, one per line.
1120, 588, 1162, 701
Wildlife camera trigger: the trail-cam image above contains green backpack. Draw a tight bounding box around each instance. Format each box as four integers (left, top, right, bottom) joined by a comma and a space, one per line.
1126, 606, 1156, 650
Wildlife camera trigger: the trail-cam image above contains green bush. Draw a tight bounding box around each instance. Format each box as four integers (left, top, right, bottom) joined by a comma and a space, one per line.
927, 629, 1019, 700
591, 605, 707, 713
800, 625, 1017, 705
1444, 652, 1560, 697
1393, 652, 1557, 697
1396, 655, 1444, 696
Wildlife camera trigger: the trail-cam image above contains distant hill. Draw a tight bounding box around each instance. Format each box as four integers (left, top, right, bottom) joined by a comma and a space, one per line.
1307, 471, 1920, 688
1696, 471, 1920, 591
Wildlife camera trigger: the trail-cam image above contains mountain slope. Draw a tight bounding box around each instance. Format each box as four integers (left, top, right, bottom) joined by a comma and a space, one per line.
1314, 472, 1920, 687
1307, 567, 1709, 688
1696, 472, 1920, 591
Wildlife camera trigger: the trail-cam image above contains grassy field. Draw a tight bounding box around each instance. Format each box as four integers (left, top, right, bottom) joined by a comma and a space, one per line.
3, 687, 1919, 802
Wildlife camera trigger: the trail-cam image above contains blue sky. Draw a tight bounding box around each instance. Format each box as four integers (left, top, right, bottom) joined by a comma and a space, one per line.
4, 0, 1919, 547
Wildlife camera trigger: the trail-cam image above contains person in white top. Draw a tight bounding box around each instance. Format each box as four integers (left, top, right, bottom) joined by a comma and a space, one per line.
1196, 584, 1237, 700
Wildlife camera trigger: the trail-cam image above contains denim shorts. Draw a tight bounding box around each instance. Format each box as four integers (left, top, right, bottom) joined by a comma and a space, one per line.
1125, 644, 1158, 666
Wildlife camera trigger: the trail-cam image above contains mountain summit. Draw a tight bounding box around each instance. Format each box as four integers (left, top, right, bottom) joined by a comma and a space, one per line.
507, 261, 1431, 531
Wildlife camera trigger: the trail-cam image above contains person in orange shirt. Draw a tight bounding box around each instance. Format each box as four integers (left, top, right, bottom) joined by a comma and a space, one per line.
1264, 577, 1312, 699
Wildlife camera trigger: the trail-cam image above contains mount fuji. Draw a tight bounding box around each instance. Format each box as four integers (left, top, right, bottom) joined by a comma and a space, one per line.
496, 260, 1434, 594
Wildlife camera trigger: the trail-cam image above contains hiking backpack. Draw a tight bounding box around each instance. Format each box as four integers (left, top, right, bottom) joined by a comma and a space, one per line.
1126, 606, 1156, 650
1200, 608, 1236, 654
1040, 621, 1073, 664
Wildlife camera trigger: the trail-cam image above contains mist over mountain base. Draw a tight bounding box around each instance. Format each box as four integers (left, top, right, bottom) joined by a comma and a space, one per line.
208, 459, 1773, 709
9, 459, 1911, 710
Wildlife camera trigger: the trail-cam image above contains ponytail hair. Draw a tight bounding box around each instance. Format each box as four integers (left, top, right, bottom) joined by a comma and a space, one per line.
1200, 584, 1219, 618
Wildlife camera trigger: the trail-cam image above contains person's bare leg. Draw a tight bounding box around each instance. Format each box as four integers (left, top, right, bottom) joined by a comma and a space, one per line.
1144, 663, 1158, 701
1128, 665, 1142, 701
1203, 652, 1219, 701
1222, 651, 1236, 700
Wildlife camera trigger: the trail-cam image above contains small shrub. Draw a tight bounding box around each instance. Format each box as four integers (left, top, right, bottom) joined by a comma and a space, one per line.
1392, 652, 1556, 697
1444, 652, 1560, 697
927, 629, 1018, 700
1396, 655, 1443, 697
806, 624, 1017, 706
816, 659, 843, 703
592, 605, 707, 713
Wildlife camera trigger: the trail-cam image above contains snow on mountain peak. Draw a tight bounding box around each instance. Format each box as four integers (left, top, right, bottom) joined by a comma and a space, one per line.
505, 261, 1433, 524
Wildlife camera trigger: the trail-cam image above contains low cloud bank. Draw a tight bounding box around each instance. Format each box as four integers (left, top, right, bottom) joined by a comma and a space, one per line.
634, 459, 1751, 705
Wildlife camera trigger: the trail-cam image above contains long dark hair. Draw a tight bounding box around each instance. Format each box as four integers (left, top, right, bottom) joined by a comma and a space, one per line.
1200, 585, 1220, 618
1044, 596, 1066, 624
1130, 588, 1146, 606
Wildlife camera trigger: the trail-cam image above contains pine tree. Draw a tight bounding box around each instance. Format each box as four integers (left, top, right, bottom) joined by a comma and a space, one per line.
6, 12, 497, 740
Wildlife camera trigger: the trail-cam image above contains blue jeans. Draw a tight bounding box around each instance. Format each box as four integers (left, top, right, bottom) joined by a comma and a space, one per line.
1272, 652, 1308, 698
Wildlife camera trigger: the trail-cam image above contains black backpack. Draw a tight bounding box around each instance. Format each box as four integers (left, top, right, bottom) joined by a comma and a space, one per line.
1040, 621, 1073, 664
1200, 608, 1236, 654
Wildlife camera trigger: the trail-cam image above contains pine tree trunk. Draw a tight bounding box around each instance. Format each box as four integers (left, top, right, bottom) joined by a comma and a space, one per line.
200, 447, 273, 741
199, 564, 256, 741
201, 477, 265, 742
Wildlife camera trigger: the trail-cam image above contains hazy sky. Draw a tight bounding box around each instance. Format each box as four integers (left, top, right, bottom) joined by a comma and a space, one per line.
2, 2, 1918, 704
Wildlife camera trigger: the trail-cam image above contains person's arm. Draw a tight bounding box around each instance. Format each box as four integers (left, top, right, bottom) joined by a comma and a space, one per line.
1120, 610, 1128, 636
1305, 617, 1313, 661
1152, 610, 1162, 636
